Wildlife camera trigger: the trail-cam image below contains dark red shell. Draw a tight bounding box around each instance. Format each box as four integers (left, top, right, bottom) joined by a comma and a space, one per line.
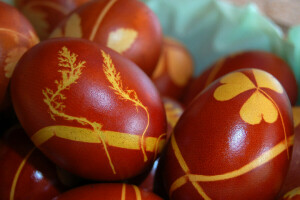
53, 183, 163, 200
163, 68, 293, 200
0, 126, 65, 200
15, 0, 91, 40
0, 1, 39, 109
183, 51, 298, 105
50, 0, 162, 76
152, 37, 194, 100
10, 38, 166, 181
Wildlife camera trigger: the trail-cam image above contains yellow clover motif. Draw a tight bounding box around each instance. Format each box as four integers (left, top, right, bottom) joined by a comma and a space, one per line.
214, 69, 284, 125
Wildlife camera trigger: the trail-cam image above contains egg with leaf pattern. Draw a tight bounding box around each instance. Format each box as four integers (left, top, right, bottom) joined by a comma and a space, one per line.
15, 0, 91, 40
10, 38, 167, 181
163, 68, 293, 200
0, 1, 39, 109
50, 0, 162, 76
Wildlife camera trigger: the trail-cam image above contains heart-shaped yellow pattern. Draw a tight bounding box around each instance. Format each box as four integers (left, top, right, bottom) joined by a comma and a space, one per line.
214, 72, 256, 101
240, 90, 278, 125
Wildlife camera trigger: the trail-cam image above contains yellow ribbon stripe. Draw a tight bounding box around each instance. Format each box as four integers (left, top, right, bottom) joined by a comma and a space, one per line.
31, 125, 166, 154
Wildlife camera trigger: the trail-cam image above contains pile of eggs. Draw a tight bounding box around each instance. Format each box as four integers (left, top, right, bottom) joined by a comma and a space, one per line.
0, 0, 299, 199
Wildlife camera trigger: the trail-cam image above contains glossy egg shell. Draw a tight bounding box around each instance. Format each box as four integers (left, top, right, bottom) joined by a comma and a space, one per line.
163, 68, 294, 200
0, 1, 39, 108
0, 126, 65, 200
50, 0, 162, 76
53, 183, 163, 200
10, 38, 167, 181
15, 0, 91, 40
183, 51, 298, 106
278, 107, 300, 200
152, 37, 194, 100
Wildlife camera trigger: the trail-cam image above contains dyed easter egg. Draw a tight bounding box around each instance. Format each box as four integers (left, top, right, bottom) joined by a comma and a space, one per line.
15, 0, 91, 40
278, 107, 300, 200
53, 183, 163, 200
152, 37, 194, 99
50, 0, 162, 76
163, 68, 294, 200
183, 51, 298, 105
0, 126, 66, 200
0, 2, 39, 109
10, 38, 166, 181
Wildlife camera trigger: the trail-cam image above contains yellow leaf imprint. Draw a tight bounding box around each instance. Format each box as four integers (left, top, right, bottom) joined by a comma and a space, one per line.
42, 46, 118, 174
214, 72, 256, 101
101, 50, 150, 162
253, 69, 283, 94
10, 148, 36, 200
50, 13, 82, 38
214, 69, 289, 156
2, 30, 39, 78
284, 187, 300, 200
240, 90, 278, 125
107, 28, 138, 54
4, 47, 28, 78
21, 1, 69, 39
169, 134, 294, 199
214, 69, 284, 125
292, 107, 300, 128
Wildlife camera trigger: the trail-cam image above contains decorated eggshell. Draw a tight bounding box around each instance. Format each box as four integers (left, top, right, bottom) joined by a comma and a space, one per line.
50, 0, 162, 76
152, 37, 194, 100
183, 51, 298, 106
14, 0, 91, 40
163, 97, 184, 141
10, 38, 167, 181
278, 107, 300, 200
53, 183, 163, 200
0, 125, 66, 200
0, 1, 39, 109
163, 68, 294, 200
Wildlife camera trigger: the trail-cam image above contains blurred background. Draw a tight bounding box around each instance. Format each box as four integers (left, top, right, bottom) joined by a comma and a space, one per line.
222, 0, 300, 32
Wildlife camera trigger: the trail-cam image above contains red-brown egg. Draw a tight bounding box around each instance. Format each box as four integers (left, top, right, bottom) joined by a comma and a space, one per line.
10, 38, 166, 181
0, 1, 39, 109
53, 183, 163, 200
15, 0, 91, 40
152, 37, 194, 99
278, 107, 300, 200
50, 0, 162, 76
0, 125, 66, 200
163, 68, 293, 199
183, 51, 298, 106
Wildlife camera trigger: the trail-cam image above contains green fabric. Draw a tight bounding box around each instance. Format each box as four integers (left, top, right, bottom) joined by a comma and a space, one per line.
142, 0, 300, 104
